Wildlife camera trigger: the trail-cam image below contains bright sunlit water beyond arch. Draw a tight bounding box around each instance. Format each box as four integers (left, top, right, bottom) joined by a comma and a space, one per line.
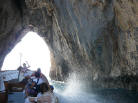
1, 31, 51, 79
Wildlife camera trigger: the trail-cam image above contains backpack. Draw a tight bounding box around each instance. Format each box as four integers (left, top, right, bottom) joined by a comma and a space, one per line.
26, 87, 37, 97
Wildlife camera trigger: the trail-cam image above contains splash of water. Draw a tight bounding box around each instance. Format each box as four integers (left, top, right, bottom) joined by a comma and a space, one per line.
51, 72, 138, 103
51, 73, 99, 103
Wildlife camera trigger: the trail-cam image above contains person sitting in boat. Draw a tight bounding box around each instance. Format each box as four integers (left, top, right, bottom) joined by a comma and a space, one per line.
24, 81, 37, 103
31, 68, 49, 86
21, 75, 31, 85
31, 68, 48, 94
33, 68, 55, 94
29, 83, 57, 103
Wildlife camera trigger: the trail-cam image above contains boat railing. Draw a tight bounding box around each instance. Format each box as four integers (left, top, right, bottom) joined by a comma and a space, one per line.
0, 70, 19, 81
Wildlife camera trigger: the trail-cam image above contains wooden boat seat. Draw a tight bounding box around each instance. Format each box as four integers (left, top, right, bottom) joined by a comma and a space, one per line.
4, 82, 25, 92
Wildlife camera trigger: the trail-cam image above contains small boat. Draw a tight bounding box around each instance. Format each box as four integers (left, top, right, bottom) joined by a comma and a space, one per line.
0, 70, 58, 103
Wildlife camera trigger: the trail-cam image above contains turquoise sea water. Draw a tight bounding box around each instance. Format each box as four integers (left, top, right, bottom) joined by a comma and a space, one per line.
51, 80, 138, 103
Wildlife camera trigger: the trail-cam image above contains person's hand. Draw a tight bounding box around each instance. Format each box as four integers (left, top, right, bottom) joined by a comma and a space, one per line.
24, 95, 27, 99
29, 97, 37, 102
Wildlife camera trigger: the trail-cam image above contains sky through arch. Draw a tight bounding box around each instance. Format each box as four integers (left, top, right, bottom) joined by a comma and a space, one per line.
2, 32, 51, 79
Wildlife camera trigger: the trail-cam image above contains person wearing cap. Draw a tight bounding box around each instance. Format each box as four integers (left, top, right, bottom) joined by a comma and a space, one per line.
32, 68, 49, 85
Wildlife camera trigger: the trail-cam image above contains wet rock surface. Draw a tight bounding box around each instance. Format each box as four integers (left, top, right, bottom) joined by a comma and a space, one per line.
0, 0, 138, 90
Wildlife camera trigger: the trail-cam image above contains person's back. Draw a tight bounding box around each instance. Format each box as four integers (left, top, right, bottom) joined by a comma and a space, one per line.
39, 83, 57, 103
24, 81, 37, 103
29, 83, 57, 103
36, 68, 49, 84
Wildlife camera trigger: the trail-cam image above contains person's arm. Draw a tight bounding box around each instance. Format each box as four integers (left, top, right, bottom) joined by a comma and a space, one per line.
26, 61, 31, 68
25, 88, 29, 98
26, 66, 30, 69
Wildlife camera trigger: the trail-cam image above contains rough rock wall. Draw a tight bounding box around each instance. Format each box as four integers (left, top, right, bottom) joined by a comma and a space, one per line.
0, 0, 53, 69
0, 0, 25, 69
0, 0, 138, 90
49, 0, 138, 90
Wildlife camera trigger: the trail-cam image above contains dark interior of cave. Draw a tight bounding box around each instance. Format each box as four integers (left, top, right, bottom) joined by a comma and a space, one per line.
0, 0, 138, 103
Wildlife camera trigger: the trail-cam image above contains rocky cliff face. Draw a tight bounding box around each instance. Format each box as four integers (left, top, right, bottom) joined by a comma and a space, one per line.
0, 0, 138, 90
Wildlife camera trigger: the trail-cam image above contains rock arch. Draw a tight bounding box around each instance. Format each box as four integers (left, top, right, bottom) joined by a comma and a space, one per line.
0, 0, 138, 90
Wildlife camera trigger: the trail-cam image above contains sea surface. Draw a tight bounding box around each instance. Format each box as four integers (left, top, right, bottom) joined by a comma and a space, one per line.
51, 80, 138, 103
